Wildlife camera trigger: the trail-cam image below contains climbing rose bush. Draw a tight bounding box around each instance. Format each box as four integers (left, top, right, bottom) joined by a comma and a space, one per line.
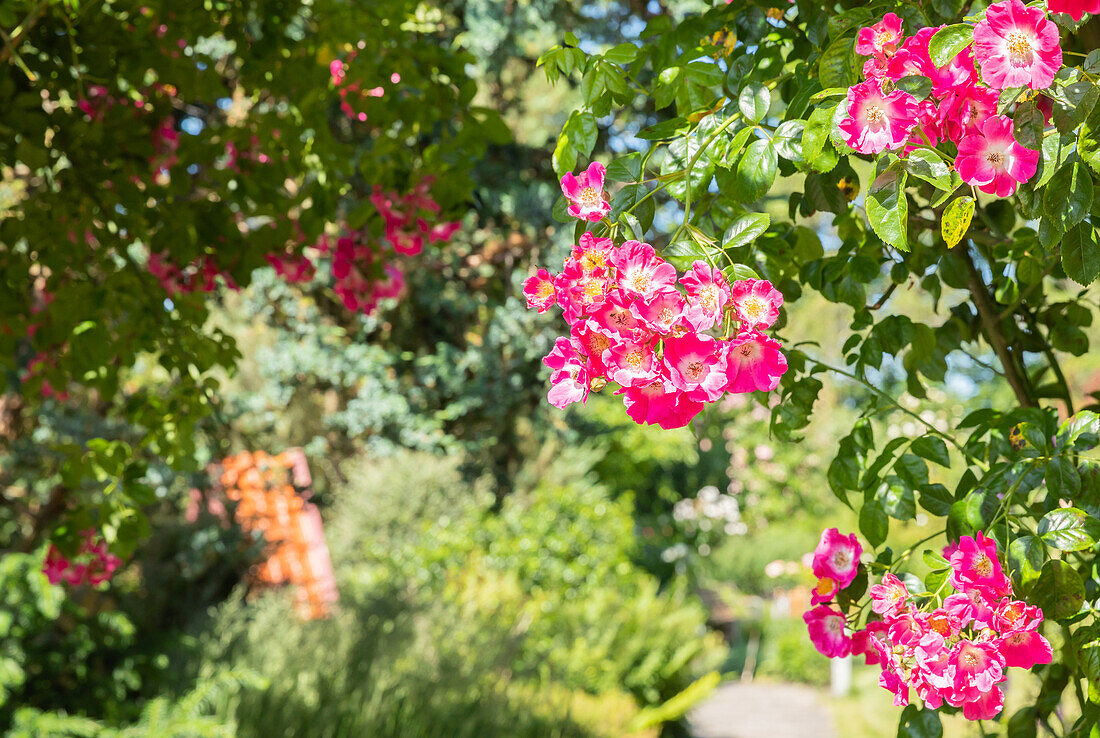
805, 531, 1052, 720
539, 0, 1100, 732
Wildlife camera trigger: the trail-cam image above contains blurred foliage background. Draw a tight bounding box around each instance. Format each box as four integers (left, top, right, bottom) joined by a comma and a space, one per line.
6, 1, 1100, 737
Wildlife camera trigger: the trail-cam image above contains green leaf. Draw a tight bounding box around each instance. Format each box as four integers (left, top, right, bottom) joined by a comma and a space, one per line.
928, 24, 972, 68
722, 212, 771, 250
606, 153, 644, 183
905, 148, 954, 192
866, 167, 909, 251
911, 436, 950, 467
1046, 456, 1083, 496
895, 76, 932, 99
603, 42, 638, 65
941, 196, 974, 248
1031, 559, 1085, 620
897, 704, 943, 738
928, 24, 973, 68
880, 476, 916, 521
817, 36, 856, 89
637, 117, 690, 140
1038, 508, 1100, 551
859, 498, 889, 547
1045, 159, 1094, 232
663, 240, 713, 270
1013, 101, 1045, 150
919, 484, 954, 517
1061, 221, 1100, 286
922, 550, 950, 570
552, 110, 598, 176
733, 139, 777, 202
738, 83, 771, 123
802, 103, 839, 173
1007, 535, 1045, 590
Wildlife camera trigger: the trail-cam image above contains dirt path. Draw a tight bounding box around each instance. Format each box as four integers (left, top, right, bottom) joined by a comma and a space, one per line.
689, 681, 836, 738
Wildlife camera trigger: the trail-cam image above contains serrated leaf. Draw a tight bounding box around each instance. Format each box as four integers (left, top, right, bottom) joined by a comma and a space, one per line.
1061, 220, 1100, 286
1038, 508, 1100, 551
818, 36, 856, 89
1046, 456, 1082, 496
738, 83, 770, 123
911, 436, 950, 467
905, 148, 954, 191
722, 212, 771, 250
860, 499, 888, 547
867, 167, 909, 251
1031, 559, 1085, 620
941, 196, 974, 248
663, 240, 712, 270
733, 138, 777, 202
928, 24, 973, 68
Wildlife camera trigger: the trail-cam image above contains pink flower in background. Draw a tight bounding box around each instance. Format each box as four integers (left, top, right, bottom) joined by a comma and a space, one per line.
804, 605, 852, 658
1048, 0, 1100, 20
42, 531, 122, 587
955, 115, 1039, 197
523, 268, 558, 312
973, 0, 1062, 90
812, 528, 862, 590
869, 572, 910, 617
855, 13, 904, 58
723, 331, 787, 393
839, 79, 919, 154
561, 162, 612, 222
728, 279, 782, 330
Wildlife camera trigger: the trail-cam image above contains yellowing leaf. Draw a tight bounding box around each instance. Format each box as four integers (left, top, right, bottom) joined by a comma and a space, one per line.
941, 196, 974, 248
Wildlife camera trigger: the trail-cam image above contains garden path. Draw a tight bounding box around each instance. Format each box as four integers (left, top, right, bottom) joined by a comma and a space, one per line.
689, 681, 836, 738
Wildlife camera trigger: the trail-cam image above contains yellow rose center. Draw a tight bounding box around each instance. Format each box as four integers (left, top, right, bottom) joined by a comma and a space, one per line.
579, 186, 601, 205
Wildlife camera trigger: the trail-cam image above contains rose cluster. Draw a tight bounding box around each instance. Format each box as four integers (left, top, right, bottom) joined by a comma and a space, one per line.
42, 530, 123, 587
524, 163, 787, 429
328, 47, 401, 122
804, 529, 1052, 721
148, 251, 237, 296
312, 180, 460, 315
842, 0, 1067, 197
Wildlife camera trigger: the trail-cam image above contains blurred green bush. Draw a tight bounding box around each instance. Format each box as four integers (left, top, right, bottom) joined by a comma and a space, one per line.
179, 452, 725, 737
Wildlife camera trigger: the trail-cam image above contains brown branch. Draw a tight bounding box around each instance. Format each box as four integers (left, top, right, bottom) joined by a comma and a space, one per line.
955, 244, 1037, 408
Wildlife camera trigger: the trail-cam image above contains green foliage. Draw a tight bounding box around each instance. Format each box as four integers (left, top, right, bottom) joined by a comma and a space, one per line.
187, 452, 722, 737
0, 0, 491, 551
9, 670, 264, 738
544, 1, 1100, 733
